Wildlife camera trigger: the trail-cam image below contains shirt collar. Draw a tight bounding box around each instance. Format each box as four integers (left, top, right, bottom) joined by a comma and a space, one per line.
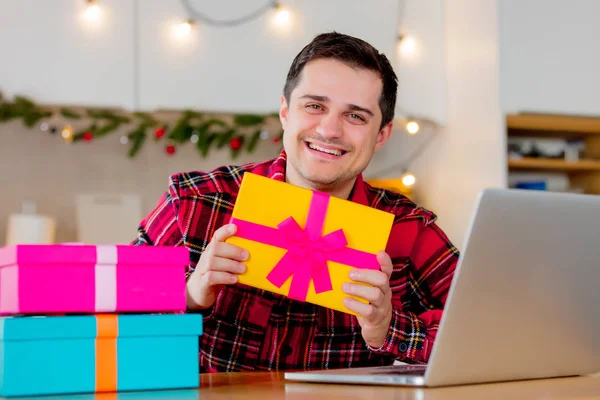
265, 149, 370, 207
265, 149, 288, 182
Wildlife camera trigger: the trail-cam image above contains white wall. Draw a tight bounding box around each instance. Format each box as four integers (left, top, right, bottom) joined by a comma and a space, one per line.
498, 0, 600, 116
410, 0, 506, 248
364, 0, 448, 181
393, 0, 447, 125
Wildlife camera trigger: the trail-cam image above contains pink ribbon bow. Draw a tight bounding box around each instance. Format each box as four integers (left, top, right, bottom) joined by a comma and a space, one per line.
230, 191, 380, 301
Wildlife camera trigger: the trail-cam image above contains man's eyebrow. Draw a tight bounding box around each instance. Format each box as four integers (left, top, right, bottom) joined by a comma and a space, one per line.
299, 94, 329, 102
299, 94, 374, 117
348, 104, 374, 117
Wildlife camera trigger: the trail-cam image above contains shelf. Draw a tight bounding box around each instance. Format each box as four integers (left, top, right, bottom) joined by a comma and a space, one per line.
507, 113, 600, 137
508, 158, 600, 172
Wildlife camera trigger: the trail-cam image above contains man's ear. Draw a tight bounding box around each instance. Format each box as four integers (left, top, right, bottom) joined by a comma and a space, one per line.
374, 121, 394, 152
279, 95, 289, 130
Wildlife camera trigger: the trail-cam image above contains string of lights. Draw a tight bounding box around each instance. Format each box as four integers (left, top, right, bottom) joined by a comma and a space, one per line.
179, 0, 286, 27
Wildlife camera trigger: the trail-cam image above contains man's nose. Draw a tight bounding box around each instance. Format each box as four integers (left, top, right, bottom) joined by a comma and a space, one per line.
315, 113, 343, 139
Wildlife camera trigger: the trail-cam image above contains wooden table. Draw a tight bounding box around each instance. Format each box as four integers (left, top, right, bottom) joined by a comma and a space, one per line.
82, 371, 600, 399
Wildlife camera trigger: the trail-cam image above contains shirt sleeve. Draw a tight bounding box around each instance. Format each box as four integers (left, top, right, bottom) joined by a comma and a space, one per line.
130, 181, 193, 280
369, 216, 459, 364
131, 191, 182, 246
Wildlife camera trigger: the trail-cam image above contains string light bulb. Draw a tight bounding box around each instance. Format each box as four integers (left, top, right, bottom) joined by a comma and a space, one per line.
174, 19, 194, 39
82, 0, 102, 23
397, 35, 416, 56
61, 125, 74, 143
402, 173, 416, 187
273, 2, 291, 27
406, 121, 420, 135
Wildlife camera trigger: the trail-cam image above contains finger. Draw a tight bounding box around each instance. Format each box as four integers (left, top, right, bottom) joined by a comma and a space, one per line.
207, 257, 247, 274
342, 282, 385, 305
202, 271, 239, 287
211, 223, 238, 243
349, 269, 389, 288
343, 297, 374, 319
211, 241, 249, 262
377, 251, 393, 278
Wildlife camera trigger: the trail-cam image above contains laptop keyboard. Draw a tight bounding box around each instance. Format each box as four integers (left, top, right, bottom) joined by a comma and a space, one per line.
370, 364, 427, 376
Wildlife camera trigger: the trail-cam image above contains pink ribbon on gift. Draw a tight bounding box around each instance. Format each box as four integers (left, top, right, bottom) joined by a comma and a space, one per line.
229, 191, 380, 301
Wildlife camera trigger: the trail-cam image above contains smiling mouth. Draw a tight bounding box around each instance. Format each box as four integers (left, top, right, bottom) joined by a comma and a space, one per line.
305, 142, 347, 156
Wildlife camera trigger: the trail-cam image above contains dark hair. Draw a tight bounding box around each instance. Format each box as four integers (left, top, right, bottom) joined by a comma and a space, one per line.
283, 31, 398, 130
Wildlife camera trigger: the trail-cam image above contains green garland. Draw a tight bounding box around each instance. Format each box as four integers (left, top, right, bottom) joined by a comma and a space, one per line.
0, 92, 283, 158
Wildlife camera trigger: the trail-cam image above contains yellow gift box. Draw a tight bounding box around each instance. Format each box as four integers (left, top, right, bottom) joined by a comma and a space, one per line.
227, 173, 394, 315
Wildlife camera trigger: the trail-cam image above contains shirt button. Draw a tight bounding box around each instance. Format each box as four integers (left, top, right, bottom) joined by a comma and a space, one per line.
399, 342, 408, 353
281, 345, 293, 357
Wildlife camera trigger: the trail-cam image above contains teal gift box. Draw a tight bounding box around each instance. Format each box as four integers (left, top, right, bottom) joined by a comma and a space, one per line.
0, 313, 203, 397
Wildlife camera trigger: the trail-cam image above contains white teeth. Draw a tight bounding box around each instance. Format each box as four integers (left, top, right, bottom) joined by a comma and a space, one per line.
307, 143, 343, 156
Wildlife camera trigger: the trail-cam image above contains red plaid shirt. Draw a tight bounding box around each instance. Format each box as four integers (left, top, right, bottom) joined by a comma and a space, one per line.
132, 151, 459, 372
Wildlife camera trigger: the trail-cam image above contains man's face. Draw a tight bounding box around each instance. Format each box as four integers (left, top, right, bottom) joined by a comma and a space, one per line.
280, 58, 393, 191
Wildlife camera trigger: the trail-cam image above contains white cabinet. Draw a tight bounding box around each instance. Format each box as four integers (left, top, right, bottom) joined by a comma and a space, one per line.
0, 0, 136, 109
137, 0, 400, 113
1, 0, 404, 114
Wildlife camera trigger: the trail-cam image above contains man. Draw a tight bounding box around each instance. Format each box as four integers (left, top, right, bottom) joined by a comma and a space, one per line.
133, 32, 459, 373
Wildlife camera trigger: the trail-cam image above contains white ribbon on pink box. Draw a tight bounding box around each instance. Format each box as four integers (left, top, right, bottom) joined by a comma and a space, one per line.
95, 245, 118, 312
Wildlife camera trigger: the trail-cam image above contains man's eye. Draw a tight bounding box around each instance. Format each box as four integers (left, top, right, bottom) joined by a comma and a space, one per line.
349, 113, 365, 122
307, 104, 323, 110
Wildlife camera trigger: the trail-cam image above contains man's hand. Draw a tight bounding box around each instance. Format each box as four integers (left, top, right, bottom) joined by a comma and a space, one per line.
342, 251, 393, 348
186, 224, 248, 311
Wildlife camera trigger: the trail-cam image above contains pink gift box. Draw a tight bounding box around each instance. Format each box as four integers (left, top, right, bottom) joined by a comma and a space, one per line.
0, 244, 189, 315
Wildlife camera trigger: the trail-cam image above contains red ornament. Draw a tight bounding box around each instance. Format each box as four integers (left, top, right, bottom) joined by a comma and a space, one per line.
155, 127, 165, 139
165, 144, 176, 155
272, 136, 281, 143
229, 137, 242, 150
83, 131, 93, 142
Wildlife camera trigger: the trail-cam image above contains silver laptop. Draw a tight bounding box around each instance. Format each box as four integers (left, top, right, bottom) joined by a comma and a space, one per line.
285, 188, 600, 387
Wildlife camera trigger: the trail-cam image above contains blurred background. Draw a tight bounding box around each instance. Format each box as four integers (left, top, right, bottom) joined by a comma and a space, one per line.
0, 0, 598, 250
